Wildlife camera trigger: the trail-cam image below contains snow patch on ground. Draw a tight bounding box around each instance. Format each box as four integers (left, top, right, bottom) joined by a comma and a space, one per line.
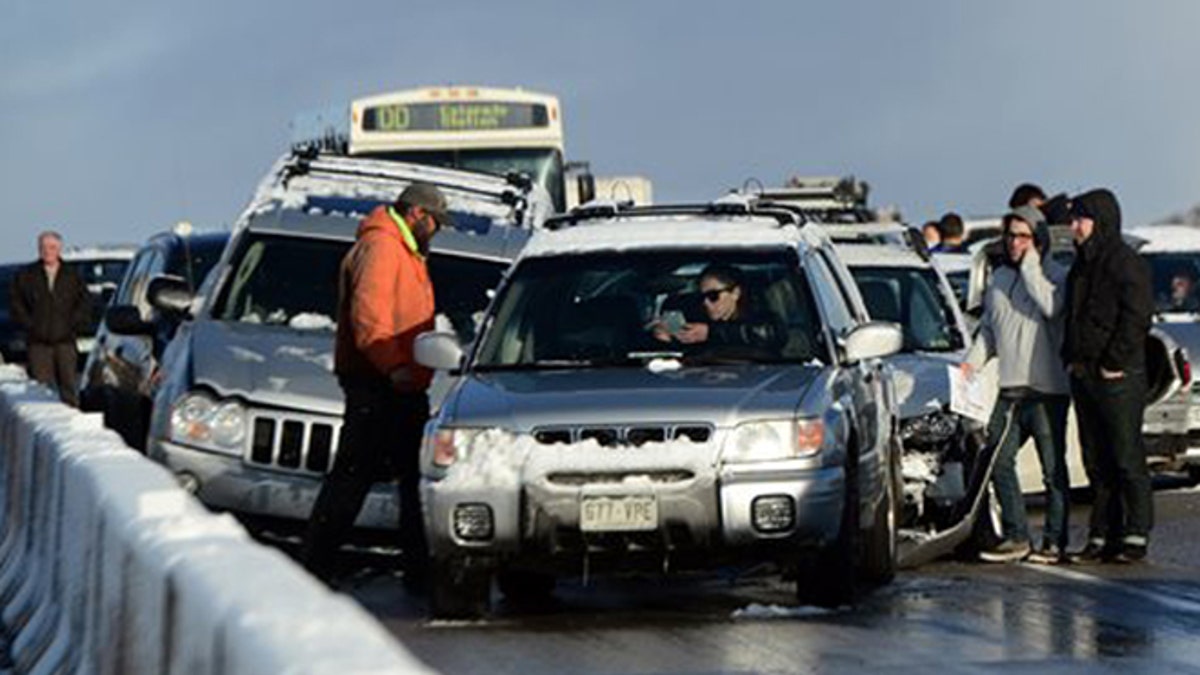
731, 603, 839, 619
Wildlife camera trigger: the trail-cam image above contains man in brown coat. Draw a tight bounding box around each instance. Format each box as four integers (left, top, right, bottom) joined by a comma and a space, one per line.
9, 231, 91, 406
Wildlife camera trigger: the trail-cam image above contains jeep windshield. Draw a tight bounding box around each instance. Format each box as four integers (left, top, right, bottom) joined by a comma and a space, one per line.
850, 266, 963, 352
212, 233, 349, 330
1145, 252, 1200, 315
212, 230, 508, 341
472, 249, 827, 370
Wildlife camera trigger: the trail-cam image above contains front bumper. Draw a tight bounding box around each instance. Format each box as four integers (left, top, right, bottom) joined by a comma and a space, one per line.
151, 439, 400, 529
422, 455, 846, 567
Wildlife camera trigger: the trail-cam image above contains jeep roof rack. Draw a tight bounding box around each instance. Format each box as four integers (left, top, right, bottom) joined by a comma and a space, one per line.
543, 196, 810, 231
280, 147, 536, 200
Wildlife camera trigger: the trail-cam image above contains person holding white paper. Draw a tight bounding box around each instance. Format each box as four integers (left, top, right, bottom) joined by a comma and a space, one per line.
962, 204, 1071, 564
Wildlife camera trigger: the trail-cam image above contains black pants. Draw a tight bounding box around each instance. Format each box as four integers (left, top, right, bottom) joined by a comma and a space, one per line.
27, 341, 78, 407
301, 383, 430, 580
1071, 371, 1153, 546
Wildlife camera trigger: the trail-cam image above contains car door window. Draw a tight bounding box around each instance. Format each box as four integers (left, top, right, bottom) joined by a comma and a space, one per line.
807, 253, 855, 337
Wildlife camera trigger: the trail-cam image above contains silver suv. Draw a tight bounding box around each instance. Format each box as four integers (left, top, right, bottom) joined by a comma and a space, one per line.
414, 199, 907, 617
143, 151, 550, 534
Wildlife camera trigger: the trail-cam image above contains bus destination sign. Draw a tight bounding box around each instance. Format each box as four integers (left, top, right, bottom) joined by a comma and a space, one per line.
362, 102, 549, 132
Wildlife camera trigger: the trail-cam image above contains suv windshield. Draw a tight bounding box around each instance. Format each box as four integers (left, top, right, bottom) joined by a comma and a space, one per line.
213, 233, 348, 330
850, 266, 963, 352
473, 249, 826, 369
1145, 252, 1200, 314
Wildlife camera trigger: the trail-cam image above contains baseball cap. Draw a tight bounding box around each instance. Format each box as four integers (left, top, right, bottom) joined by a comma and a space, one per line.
396, 182, 456, 229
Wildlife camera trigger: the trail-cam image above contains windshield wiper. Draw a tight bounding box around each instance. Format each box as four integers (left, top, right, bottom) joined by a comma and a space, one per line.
473, 358, 641, 372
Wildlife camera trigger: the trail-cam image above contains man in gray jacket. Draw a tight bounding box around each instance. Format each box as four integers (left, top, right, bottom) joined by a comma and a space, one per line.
963, 205, 1071, 563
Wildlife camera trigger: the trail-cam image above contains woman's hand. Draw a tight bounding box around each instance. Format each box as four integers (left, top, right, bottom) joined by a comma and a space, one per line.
649, 321, 673, 343
676, 322, 709, 344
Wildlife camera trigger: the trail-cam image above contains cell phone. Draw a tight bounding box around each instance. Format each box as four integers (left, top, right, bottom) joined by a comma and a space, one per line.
661, 310, 686, 334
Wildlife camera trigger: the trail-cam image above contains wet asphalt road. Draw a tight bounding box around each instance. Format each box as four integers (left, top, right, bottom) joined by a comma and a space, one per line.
347, 484, 1200, 674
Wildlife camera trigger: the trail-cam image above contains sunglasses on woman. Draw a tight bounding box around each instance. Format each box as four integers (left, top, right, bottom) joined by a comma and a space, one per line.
701, 286, 733, 303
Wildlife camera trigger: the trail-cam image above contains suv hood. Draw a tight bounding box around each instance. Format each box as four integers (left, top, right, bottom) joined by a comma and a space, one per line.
887, 352, 961, 419
443, 364, 823, 432
190, 321, 341, 415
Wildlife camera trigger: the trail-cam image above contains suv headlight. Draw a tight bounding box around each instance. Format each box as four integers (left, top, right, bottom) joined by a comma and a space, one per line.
169, 392, 247, 456
421, 426, 487, 475
722, 419, 824, 463
899, 410, 959, 445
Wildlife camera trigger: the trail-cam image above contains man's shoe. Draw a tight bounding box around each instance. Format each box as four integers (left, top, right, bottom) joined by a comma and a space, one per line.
979, 539, 1032, 563
1069, 541, 1115, 565
1112, 543, 1148, 564
1027, 543, 1066, 565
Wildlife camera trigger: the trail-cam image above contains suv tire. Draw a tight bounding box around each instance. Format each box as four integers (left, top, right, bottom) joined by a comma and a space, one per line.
798, 445, 860, 608
429, 558, 492, 620
861, 443, 899, 585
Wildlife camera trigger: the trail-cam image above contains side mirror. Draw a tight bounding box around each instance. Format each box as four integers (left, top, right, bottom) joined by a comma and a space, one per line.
414, 331, 464, 371
147, 275, 194, 316
105, 305, 153, 336
844, 321, 903, 363
576, 172, 596, 205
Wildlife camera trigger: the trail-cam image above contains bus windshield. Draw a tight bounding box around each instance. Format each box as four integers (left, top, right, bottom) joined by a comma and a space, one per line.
361, 147, 564, 213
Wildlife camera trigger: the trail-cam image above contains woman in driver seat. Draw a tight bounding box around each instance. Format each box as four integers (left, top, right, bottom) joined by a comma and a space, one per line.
651, 264, 786, 357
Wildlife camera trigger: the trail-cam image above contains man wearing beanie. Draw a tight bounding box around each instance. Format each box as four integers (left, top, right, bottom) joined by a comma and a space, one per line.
964, 205, 1071, 563
1062, 188, 1154, 563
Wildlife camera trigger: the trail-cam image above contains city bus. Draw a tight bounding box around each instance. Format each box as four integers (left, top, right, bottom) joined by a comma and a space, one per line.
291, 86, 572, 212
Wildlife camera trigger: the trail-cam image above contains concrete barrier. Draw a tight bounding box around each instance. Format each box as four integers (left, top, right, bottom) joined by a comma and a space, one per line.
0, 368, 434, 674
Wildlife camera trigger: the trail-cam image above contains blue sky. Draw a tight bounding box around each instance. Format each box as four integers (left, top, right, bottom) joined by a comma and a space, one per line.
3, 0, 1199, 259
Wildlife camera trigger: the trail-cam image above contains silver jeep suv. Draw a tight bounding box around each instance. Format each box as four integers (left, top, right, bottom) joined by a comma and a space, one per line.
142, 151, 550, 534
414, 199, 907, 617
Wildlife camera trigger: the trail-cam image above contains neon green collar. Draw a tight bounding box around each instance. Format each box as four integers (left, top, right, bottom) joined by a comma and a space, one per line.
387, 206, 423, 260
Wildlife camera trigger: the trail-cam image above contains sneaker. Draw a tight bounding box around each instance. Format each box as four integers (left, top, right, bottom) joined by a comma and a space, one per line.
979, 539, 1032, 563
1027, 543, 1066, 565
1112, 543, 1148, 564
1069, 541, 1116, 565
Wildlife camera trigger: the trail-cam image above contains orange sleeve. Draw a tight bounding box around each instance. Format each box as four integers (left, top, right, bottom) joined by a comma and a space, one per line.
349, 235, 405, 374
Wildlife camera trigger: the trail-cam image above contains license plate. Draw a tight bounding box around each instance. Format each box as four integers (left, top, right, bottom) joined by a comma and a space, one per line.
579, 496, 657, 532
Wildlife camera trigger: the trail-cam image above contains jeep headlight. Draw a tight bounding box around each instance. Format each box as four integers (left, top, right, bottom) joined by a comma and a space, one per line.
169, 392, 247, 456
899, 410, 959, 445
723, 419, 824, 463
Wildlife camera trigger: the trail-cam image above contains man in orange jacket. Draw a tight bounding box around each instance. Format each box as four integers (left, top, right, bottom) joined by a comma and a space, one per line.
302, 182, 452, 589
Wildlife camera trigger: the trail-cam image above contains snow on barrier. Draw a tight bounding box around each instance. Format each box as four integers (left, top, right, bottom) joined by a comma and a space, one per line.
0, 367, 435, 674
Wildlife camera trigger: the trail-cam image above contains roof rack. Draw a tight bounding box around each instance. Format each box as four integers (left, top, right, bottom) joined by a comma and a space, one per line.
543, 197, 809, 231
279, 147, 535, 201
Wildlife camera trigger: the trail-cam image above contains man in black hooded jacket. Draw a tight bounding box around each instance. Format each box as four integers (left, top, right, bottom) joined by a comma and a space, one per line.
1062, 188, 1153, 563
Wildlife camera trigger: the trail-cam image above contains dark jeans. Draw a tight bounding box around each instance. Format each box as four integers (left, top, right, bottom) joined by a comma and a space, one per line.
27, 341, 78, 407
1071, 371, 1153, 546
301, 383, 430, 580
987, 392, 1071, 547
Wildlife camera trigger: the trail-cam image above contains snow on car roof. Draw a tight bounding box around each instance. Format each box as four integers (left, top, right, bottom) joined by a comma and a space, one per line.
62, 245, 138, 261
1127, 225, 1200, 253
520, 215, 812, 259
834, 242, 930, 268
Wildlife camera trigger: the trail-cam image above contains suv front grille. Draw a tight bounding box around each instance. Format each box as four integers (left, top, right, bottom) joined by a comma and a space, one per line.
533, 424, 712, 447
248, 412, 341, 475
